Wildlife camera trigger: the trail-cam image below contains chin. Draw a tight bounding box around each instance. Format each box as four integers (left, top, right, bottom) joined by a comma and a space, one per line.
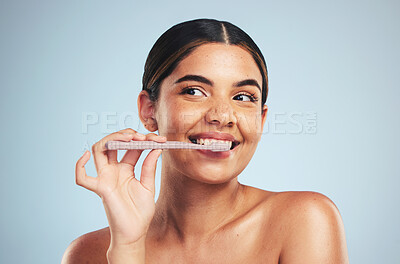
185, 165, 242, 185
163, 150, 247, 184
188, 174, 235, 185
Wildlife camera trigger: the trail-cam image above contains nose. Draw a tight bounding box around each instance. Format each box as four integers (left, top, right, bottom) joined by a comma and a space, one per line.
205, 100, 237, 128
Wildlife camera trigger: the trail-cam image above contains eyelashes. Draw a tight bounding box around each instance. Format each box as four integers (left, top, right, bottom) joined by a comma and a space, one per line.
180, 87, 204, 96
180, 86, 259, 103
233, 92, 259, 102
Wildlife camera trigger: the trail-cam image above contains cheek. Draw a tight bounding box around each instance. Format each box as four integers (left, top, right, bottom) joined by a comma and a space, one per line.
236, 110, 264, 141
157, 103, 203, 135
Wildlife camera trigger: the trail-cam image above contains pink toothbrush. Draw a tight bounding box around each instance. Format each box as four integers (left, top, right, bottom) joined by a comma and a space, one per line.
105, 141, 230, 152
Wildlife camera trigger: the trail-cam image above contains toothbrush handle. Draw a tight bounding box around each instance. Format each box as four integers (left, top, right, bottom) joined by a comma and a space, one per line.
105, 141, 228, 151
105, 141, 183, 150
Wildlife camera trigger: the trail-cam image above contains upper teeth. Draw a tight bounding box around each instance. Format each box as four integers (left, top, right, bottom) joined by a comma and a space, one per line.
196, 139, 232, 149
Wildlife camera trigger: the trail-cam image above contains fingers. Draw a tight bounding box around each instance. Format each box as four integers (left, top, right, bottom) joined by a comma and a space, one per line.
92, 129, 146, 169
145, 133, 167, 143
75, 151, 97, 192
140, 149, 162, 195
90, 129, 165, 193
120, 133, 166, 166
120, 149, 143, 167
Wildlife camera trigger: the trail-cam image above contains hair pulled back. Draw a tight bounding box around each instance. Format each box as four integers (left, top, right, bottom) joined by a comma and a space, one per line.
142, 18, 268, 109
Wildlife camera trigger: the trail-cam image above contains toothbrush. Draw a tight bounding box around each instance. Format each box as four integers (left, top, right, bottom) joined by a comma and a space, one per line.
105, 141, 230, 152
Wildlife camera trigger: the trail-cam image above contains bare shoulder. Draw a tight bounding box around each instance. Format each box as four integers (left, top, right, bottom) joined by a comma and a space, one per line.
268, 191, 346, 235
241, 187, 343, 225
264, 191, 349, 264
240, 187, 344, 235
61, 227, 111, 264
269, 191, 342, 217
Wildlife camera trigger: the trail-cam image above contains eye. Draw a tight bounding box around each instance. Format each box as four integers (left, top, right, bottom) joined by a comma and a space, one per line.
181, 87, 205, 97
233, 93, 258, 102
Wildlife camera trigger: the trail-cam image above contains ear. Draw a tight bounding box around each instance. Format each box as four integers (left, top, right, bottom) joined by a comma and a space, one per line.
260, 105, 268, 135
137, 90, 158, 132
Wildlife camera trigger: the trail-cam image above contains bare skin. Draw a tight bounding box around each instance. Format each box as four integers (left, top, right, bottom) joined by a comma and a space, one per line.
62, 44, 349, 263
63, 188, 347, 263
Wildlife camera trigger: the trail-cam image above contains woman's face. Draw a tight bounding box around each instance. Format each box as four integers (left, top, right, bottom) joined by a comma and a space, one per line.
153, 43, 267, 183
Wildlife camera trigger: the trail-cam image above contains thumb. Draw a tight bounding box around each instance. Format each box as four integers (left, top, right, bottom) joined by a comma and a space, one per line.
140, 149, 162, 195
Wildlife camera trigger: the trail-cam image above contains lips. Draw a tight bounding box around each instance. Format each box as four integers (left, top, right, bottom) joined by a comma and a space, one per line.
188, 132, 240, 150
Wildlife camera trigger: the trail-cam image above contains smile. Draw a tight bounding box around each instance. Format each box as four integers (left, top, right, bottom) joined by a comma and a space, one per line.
188, 133, 240, 151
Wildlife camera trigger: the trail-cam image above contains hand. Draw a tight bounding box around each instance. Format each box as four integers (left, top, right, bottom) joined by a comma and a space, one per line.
75, 128, 166, 247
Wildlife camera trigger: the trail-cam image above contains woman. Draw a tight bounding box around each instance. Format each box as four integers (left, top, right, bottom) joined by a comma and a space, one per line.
62, 19, 349, 263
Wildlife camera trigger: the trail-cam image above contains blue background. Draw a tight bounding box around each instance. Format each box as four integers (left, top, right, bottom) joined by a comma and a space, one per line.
1, 0, 399, 263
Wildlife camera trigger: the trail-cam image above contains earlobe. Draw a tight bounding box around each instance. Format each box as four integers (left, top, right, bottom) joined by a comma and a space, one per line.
261, 105, 268, 127
138, 90, 158, 132
260, 105, 268, 137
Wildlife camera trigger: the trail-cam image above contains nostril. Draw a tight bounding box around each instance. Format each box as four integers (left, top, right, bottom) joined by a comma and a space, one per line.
205, 104, 236, 127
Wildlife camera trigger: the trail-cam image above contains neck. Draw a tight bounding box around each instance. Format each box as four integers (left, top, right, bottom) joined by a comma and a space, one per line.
150, 162, 245, 244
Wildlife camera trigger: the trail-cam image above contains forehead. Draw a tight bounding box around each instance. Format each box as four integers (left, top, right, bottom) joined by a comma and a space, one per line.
166, 43, 262, 84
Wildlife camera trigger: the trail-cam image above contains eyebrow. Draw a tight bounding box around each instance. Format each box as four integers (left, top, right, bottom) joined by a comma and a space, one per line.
175, 74, 261, 92
233, 79, 261, 92
175, 75, 213, 86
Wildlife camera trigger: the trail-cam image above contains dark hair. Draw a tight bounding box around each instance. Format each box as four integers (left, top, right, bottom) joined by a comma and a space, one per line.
142, 18, 268, 110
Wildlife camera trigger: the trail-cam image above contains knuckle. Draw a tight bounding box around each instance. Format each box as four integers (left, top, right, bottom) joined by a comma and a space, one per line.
92, 141, 103, 152
120, 128, 135, 134
75, 176, 82, 186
